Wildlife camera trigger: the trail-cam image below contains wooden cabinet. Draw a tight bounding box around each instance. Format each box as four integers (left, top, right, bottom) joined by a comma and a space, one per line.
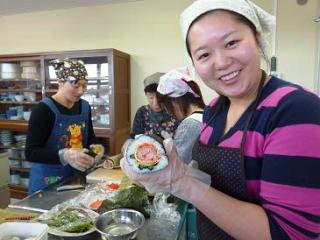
0, 49, 131, 198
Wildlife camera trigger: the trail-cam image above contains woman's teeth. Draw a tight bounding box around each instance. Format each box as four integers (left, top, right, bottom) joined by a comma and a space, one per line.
220, 71, 239, 81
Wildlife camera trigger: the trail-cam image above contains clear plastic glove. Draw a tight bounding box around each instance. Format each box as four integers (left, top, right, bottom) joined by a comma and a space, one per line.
121, 138, 133, 155
59, 148, 95, 172
121, 138, 210, 205
89, 144, 105, 162
188, 160, 199, 169
186, 160, 211, 185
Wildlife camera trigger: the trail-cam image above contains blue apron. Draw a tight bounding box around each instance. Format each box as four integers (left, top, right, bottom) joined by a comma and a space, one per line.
28, 98, 90, 194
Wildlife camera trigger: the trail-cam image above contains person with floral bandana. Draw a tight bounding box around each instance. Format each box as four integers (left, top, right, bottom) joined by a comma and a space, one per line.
26, 59, 104, 194
157, 67, 205, 165
121, 72, 179, 153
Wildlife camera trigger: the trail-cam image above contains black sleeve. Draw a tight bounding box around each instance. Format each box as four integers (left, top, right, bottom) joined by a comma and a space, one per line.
130, 106, 145, 138
87, 108, 97, 146
25, 102, 61, 164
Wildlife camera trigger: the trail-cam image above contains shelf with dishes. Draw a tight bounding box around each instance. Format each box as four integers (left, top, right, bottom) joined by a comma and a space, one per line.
9, 166, 30, 173
0, 89, 42, 93
0, 60, 41, 80
0, 78, 41, 82
9, 170, 29, 188
0, 101, 39, 105
0, 49, 130, 156
7, 141, 30, 195
0, 91, 39, 102
0, 108, 32, 122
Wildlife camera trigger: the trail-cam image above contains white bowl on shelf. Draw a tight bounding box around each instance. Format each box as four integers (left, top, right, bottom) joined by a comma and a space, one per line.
21, 161, 31, 168
14, 94, 24, 102
10, 115, 23, 120
21, 177, 29, 187
10, 174, 20, 185
9, 159, 21, 167
0, 72, 20, 79
8, 148, 21, 158
0, 63, 21, 79
14, 134, 27, 142
24, 92, 36, 102
21, 72, 40, 80
23, 111, 31, 120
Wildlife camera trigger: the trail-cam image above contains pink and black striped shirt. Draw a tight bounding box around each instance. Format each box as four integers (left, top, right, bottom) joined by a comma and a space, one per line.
200, 77, 320, 239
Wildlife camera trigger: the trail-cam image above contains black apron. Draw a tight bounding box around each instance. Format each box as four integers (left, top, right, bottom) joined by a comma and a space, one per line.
192, 71, 266, 240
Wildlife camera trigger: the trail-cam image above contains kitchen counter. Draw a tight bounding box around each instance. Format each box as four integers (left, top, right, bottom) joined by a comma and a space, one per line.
47, 202, 188, 240
7, 168, 188, 240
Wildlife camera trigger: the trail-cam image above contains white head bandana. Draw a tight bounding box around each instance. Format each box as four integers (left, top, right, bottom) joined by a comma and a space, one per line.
157, 66, 200, 98
180, 0, 275, 58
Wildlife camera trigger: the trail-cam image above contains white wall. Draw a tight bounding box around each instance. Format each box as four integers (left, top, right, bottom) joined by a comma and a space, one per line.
276, 0, 318, 90
0, 0, 318, 120
0, 0, 192, 119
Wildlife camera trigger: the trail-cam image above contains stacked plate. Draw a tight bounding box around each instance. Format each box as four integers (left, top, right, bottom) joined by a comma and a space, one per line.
0, 130, 13, 146
14, 134, 27, 148
20, 61, 40, 80
0, 63, 21, 79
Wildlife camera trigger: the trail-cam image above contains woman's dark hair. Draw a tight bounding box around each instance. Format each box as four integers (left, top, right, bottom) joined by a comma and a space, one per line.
185, 10, 266, 115
144, 83, 158, 93
158, 80, 205, 118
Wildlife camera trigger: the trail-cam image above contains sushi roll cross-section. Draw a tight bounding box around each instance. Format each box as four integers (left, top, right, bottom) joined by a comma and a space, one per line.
125, 135, 168, 173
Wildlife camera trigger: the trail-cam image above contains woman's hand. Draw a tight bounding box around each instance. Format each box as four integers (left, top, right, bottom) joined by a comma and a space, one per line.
121, 138, 210, 204
59, 148, 95, 171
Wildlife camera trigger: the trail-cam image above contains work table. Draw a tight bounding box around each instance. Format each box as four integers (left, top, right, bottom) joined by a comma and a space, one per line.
5, 168, 188, 240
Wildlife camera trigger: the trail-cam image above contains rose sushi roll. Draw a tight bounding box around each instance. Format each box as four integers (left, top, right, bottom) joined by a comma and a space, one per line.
125, 134, 168, 174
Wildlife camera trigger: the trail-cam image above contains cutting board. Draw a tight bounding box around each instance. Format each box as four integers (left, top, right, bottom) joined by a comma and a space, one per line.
86, 169, 124, 183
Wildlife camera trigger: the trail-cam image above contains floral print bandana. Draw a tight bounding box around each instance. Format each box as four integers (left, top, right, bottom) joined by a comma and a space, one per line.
157, 66, 200, 98
50, 58, 88, 82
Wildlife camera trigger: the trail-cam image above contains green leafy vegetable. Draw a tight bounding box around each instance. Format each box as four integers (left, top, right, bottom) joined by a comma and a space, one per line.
97, 185, 150, 217
138, 162, 159, 170
58, 219, 93, 233
43, 210, 93, 233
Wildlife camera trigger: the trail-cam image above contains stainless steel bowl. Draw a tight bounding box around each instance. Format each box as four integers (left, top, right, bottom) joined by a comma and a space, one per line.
95, 209, 145, 240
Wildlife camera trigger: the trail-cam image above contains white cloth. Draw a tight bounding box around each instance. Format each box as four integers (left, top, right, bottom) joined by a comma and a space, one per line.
180, 0, 275, 61
157, 66, 200, 98
185, 112, 203, 122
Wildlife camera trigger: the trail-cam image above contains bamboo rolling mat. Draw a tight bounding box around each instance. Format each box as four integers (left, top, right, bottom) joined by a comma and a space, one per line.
0, 208, 40, 223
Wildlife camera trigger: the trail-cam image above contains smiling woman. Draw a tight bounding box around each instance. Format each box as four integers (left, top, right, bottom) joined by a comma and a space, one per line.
121, 0, 320, 239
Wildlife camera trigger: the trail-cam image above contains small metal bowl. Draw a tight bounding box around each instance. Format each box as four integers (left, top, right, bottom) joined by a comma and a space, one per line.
95, 208, 145, 240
